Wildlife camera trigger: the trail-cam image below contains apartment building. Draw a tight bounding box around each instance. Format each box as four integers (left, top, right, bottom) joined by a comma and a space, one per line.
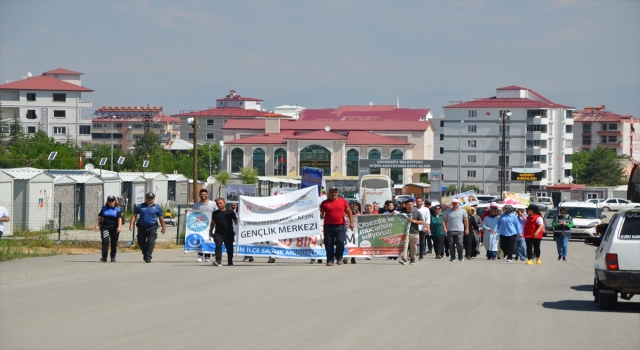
439, 86, 575, 194
0, 68, 93, 145
572, 105, 640, 162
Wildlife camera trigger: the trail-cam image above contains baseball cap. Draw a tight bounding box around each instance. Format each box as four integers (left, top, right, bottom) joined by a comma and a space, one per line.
328, 187, 339, 192
107, 195, 116, 201
451, 198, 460, 203
145, 192, 155, 198
490, 202, 499, 208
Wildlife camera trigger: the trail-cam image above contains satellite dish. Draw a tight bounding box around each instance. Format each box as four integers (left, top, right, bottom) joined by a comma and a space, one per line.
85, 164, 95, 170
27, 72, 32, 77
369, 102, 374, 106
324, 126, 331, 131
207, 176, 216, 184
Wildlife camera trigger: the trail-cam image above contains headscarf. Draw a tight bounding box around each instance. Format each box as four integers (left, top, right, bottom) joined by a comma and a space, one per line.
463, 207, 473, 215
503, 205, 515, 215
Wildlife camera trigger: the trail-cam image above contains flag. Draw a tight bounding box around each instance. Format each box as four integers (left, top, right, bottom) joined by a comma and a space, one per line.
486, 112, 491, 115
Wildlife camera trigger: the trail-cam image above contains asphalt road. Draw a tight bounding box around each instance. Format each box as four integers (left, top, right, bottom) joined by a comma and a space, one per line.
1, 239, 638, 350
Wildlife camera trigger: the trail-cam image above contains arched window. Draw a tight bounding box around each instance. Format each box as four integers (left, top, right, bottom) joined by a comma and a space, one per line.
274, 148, 287, 176
368, 149, 381, 175
346, 149, 359, 176
390, 149, 403, 185
299, 145, 331, 175
252, 148, 265, 176
231, 148, 244, 173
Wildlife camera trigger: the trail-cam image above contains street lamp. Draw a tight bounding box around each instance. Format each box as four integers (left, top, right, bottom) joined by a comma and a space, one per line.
110, 115, 115, 171
458, 120, 464, 194
498, 111, 512, 195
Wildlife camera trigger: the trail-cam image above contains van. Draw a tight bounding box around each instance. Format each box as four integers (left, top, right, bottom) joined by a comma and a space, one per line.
358, 175, 393, 207
557, 202, 606, 238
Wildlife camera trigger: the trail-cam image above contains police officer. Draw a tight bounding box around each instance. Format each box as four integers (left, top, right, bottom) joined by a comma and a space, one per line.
129, 192, 166, 263
94, 195, 123, 262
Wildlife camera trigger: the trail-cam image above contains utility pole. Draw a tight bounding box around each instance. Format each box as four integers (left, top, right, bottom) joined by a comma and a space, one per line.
192, 117, 199, 204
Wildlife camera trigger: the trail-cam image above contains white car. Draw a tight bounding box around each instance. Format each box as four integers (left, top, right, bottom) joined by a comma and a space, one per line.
585, 199, 604, 206
585, 208, 640, 310
535, 197, 554, 209
557, 202, 605, 238
600, 198, 640, 212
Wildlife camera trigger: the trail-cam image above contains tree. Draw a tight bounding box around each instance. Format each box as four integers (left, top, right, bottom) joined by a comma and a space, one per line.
10, 110, 24, 144
238, 167, 258, 184
0, 99, 7, 140
571, 147, 626, 186
214, 171, 231, 197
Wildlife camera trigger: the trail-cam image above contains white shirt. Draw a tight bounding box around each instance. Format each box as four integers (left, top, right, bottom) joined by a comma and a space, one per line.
416, 205, 431, 230
0, 206, 8, 231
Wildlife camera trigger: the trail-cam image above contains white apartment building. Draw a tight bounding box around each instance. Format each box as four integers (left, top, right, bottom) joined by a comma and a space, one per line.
0, 68, 93, 145
572, 105, 640, 162
438, 86, 575, 194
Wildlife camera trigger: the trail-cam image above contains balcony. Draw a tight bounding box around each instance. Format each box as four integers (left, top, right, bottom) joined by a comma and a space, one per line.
597, 142, 622, 148
597, 130, 622, 136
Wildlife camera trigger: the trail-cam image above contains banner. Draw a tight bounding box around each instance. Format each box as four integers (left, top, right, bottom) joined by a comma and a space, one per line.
237, 187, 321, 244
271, 187, 298, 196
503, 192, 530, 206
226, 184, 256, 203
301, 166, 323, 196
451, 190, 479, 207
184, 212, 411, 259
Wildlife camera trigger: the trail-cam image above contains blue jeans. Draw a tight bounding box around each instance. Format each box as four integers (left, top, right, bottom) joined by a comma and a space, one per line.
515, 239, 526, 260
487, 251, 497, 259
324, 224, 347, 263
555, 236, 569, 257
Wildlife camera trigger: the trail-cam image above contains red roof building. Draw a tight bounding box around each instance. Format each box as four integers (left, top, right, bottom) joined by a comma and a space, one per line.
573, 105, 640, 161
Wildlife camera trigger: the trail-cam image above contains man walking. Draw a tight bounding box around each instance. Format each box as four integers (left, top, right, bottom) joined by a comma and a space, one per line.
442, 198, 469, 262
415, 197, 431, 260
319, 187, 354, 266
399, 199, 424, 265
129, 192, 166, 263
187, 189, 217, 262
0, 204, 10, 239
208, 198, 238, 266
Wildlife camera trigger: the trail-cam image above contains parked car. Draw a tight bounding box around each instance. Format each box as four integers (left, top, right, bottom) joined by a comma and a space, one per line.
585, 208, 640, 310
543, 209, 557, 237
534, 196, 554, 209
557, 201, 606, 238
585, 198, 605, 206
599, 198, 640, 212
476, 195, 499, 203
393, 195, 415, 207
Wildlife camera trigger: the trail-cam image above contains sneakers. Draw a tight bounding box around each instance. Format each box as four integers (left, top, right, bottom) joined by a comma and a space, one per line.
398, 258, 407, 265
562, 257, 567, 261
212, 261, 221, 266
419, 258, 424, 261
144, 259, 151, 263
526, 259, 533, 265
111, 258, 116, 262
227, 260, 234, 266
435, 255, 442, 259
365, 256, 372, 260
342, 258, 348, 264
536, 258, 542, 265
427, 249, 433, 254
197, 257, 203, 262
248, 257, 254, 262
558, 255, 562, 261
459, 257, 464, 262
318, 259, 323, 263
450, 258, 455, 262
506, 259, 512, 262
410, 259, 416, 265
326, 262, 333, 266
310, 259, 316, 264
471, 256, 476, 260
445, 251, 450, 257
205, 258, 211, 263
100, 257, 107, 262
242, 257, 250, 262
267, 257, 276, 263
351, 257, 356, 264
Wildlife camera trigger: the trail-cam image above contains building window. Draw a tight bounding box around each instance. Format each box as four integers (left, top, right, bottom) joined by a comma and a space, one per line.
207, 119, 215, 126
53, 110, 66, 118
439, 147, 444, 154
1, 124, 10, 134
53, 127, 66, 135
299, 145, 331, 175
586, 193, 599, 199
94, 124, 103, 128
439, 134, 444, 141
26, 93, 36, 101
253, 148, 265, 176
541, 170, 547, 178
467, 170, 476, 178
467, 155, 476, 163
52, 93, 66, 102
527, 109, 547, 118
152, 124, 161, 129
467, 140, 477, 148
390, 149, 404, 185
467, 125, 477, 133
26, 110, 37, 119
274, 148, 287, 176
114, 123, 122, 129
440, 121, 444, 127
526, 140, 546, 148
346, 149, 359, 176
79, 125, 91, 135
565, 154, 572, 163
468, 110, 477, 118
564, 169, 572, 177
601, 136, 618, 144
526, 155, 547, 163
206, 133, 215, 140
132, 124, 143, 129
583, 136, 591, 146
565, 125, 573, 133
27, 126, 36, 134
499, 141, 511, 151
565, 140, 572, 148
608, 123, 617, 130
499, 125, 511, 136
133, 134, 142, 140
368, 149, 381, 175
498, 170, 510, 179
499, 110, 511, 119
583, 124, 592, 133
499, 156, 510, 166
232, 148, 244, 172
187, 132, 194, 140
527, 125, 547, 133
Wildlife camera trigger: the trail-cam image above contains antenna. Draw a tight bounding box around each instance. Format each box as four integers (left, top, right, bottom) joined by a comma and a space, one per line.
324, 126, 331, 132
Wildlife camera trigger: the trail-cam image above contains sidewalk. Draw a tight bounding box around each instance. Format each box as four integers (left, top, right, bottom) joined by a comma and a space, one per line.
45, 226, 181, 243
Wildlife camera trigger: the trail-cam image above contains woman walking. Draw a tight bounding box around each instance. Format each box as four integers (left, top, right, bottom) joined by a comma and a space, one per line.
495, 205, 519, 262
514, 207, 527, 261
523, 204, 544, 265
94, 195, 123, 262
552, 207, 574, 261
430, 205, 446, 259
482, 203, 500, 260
464, 207, 481, 259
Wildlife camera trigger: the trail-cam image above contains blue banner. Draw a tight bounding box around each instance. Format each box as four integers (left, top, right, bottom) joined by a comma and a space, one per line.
301, 166, 323, 196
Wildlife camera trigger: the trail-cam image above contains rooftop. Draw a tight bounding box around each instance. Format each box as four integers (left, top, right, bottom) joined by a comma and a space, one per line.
172, 107, 283, 118
223, 118, 433, 132
299, 105, 431, 122
574, 105, 634, 123
444, 86, 573, 109
216, 89, 263, 102
43, 68, 84, 75
0, 75, 93, 92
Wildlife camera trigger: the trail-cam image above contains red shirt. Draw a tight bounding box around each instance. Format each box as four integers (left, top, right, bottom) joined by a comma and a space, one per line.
320, 198, 350, 225
524, 214, 543, 239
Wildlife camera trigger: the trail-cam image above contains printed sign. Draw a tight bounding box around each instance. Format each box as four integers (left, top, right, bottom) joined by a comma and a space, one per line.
301, 166, 323, 196
226, 184, 256, 203
451, 190, 479, 207
271, 188, 298, 196
134, 185, 145, 204
503, 192, 531, 206
511, 168, 543, 181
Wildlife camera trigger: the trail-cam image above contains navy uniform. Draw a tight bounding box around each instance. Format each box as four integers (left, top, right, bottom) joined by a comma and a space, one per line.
95, 195, 123, 262
130, 192, 166, 262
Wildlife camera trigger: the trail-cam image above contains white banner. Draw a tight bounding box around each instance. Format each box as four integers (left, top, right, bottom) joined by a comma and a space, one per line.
226, 184, 256, 203
451, 190, 479, 207
237, 187, 321, 244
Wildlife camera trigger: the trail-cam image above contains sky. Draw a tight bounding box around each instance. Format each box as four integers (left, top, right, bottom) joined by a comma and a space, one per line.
1, 0, 639, 119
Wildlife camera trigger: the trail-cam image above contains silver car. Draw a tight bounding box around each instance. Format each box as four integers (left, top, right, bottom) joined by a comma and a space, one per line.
600, 198, 640, 212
